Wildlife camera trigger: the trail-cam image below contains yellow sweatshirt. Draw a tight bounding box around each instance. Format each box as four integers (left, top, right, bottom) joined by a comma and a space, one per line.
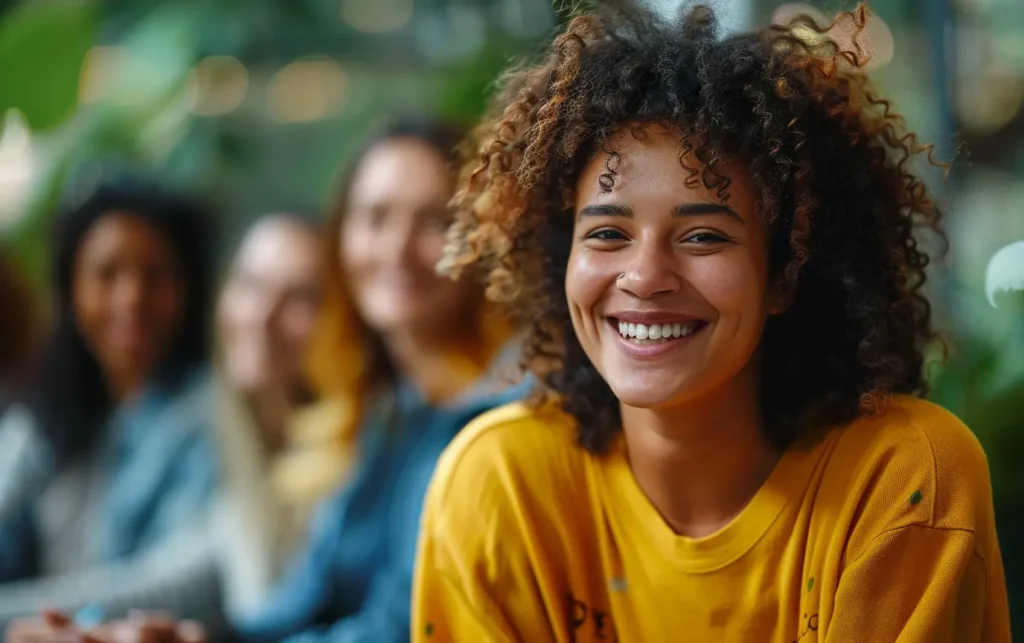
413, 396, 1010, 642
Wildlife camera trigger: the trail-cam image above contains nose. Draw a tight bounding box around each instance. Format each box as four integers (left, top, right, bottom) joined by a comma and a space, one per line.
381, 214, 418, 266
114, 272, 145, 314
616, 241, 682, 300
259, 295, 289, 335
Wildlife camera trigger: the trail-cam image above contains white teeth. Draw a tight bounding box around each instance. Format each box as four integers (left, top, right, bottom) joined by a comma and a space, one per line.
614, 320, 700, 341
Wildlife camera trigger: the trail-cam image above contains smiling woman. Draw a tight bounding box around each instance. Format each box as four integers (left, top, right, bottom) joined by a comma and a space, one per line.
567, 126, 772, 415
0, 179, 222, 634
412, 2, 1011, 642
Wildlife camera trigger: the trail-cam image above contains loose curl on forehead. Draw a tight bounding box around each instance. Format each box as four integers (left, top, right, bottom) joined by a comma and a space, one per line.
442, 1, 945, 453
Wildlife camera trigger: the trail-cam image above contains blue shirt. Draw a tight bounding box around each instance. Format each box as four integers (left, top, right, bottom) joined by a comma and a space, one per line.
92, 368, 218, 561
234, 369, 529, 643
0, 368, 221, 629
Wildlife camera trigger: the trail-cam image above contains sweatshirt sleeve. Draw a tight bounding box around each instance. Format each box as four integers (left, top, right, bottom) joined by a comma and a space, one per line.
412, 498, 521, 643
826, 524, 1010, 643
411, 411, 558, 643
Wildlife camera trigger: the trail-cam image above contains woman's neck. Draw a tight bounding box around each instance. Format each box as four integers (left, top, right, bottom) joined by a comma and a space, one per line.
107, 369, 147, 406
383, 324, 489, 405
620, 365, 778, 538
245, 386, 295, 452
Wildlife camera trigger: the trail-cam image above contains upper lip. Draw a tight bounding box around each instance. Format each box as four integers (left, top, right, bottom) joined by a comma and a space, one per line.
606, 311, 707, 325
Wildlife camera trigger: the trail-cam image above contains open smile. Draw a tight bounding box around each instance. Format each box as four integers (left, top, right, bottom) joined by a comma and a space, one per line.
605, 316, 709, 358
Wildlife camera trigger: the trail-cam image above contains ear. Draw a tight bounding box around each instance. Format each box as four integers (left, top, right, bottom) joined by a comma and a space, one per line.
767, 275, 795, 316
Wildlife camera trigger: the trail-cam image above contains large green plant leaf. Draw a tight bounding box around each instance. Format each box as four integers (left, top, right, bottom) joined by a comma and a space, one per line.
0, 2, 97, 131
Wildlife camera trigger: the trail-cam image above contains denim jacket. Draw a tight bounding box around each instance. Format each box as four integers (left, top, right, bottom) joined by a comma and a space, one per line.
234, 349, 529, 643
0, 369, 221, 628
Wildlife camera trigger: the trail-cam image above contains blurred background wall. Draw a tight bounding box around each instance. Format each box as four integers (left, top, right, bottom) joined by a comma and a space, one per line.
0, 0, 1021, 627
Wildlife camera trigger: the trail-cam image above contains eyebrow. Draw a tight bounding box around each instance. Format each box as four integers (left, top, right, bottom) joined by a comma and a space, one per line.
576, 202, 743, 222
577, 204, 633, 219
673, 203, 744, 222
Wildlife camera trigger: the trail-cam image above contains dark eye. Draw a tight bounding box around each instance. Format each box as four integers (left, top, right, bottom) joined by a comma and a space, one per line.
365, 206, 388, 228
585, 228, 628, 241
684, 231, 730, 244
97, 262, 119, 284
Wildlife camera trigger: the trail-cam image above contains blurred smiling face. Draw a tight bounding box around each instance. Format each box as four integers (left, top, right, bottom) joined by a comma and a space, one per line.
73, 212, 185, 391
565, 124, 774, 410
340, 137, 475, 336
217, 218, 323, 393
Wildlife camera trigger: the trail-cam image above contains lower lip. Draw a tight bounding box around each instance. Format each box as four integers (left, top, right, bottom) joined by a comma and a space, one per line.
376, 275, 421, 288
108, 328, 148, 349
606, 320, 706, 360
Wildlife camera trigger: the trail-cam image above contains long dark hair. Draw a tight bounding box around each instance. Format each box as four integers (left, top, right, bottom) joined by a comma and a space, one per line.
0, 247, 38, 397
33, 178, 216, 464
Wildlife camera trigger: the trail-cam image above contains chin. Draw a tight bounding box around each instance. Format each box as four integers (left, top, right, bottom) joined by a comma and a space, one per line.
607, 380, 682, 410
363, 307, 417, 331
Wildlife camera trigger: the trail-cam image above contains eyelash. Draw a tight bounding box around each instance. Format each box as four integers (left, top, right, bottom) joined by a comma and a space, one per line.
684, 230, 731, 244
584, 229, 627, 241
583, 228, 731, 244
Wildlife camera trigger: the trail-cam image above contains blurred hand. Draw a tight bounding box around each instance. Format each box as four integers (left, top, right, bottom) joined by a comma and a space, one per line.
4, 611, 205, 643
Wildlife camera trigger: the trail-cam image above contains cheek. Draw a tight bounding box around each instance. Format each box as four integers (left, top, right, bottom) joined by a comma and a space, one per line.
217, 290, 246, 333
690, 254, 769, 328
72, 278, 107, 331
565, 247, 615, 316
340, 224, 371, 275
417, 230, 446, 269
281, 306, 317, 344
152, 282, 185, 328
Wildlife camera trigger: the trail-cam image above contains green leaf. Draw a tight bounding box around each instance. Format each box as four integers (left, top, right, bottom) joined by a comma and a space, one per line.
0, 2, 97, 131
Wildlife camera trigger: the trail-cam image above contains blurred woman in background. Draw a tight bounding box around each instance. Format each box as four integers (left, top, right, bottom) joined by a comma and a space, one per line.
230, 116, 525, 643
0, 179, 222, 634
213, 211, 352, 617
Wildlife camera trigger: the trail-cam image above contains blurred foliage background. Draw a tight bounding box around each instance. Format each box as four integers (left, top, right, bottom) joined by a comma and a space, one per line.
0, 0, 1021, 630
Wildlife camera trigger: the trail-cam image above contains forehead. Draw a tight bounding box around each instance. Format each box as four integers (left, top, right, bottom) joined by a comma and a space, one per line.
234, 219, 320, 279
348, 138, 450, 207
574, 124, 755, 213
78, 212, 172, 258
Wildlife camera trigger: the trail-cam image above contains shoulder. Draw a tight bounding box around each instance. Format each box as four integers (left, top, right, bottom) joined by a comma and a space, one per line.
824, 396, 995, 552
423, 402, 587, 536
431, 402, 582, 496
175, 366, 215, 413
0, 405, 51, 504
0, 404, 49, 473
155, 366, 215, 437
837, 395, 990, 508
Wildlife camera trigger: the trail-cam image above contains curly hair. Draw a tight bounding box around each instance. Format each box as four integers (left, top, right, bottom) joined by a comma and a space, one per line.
441, 2, 945, 453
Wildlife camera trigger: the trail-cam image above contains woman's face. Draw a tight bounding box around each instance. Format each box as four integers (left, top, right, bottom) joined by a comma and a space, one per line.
217, 218, 323, 394
566, 125, 774, 410
340, 138, 474, 337
72, 212, 185, 391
